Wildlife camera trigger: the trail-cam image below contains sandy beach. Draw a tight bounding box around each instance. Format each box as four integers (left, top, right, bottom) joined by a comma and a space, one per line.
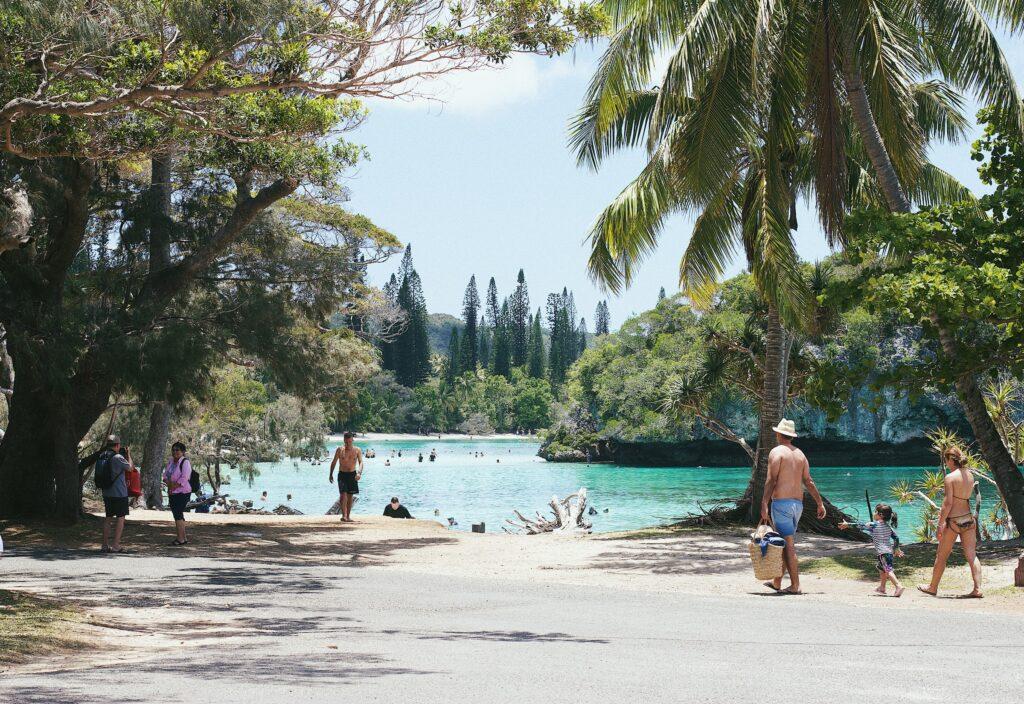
2, 512, 1022, 702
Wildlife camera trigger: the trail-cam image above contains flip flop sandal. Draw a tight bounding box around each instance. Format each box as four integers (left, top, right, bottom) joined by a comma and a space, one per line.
112, 547, 129, 554
781, 588, 803, 595
916, 586, 937, 596
101, 546, 112, 553
170, 540, 187, 546
960, 591, 984, 599
762, 582, 781, 592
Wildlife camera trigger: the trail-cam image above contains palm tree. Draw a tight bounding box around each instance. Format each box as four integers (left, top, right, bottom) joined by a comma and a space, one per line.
571, 0, 973, 522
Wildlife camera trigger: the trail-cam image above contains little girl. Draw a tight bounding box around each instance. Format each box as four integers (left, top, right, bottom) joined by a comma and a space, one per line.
841, 503, 905, 597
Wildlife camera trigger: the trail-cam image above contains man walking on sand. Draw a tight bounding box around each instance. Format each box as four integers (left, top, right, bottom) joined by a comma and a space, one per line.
329, 432, 363, 522
759, 419, 826, 595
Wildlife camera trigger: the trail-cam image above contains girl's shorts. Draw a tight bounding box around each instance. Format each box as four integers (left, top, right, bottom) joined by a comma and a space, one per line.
876, 553, 895, 573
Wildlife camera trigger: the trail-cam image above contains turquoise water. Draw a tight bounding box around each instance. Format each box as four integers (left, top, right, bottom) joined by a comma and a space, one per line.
236, 438, 958, 535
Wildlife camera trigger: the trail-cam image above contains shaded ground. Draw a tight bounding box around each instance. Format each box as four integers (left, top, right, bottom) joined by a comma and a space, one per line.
0, 590, 98, 665
1, 514, 1021, 702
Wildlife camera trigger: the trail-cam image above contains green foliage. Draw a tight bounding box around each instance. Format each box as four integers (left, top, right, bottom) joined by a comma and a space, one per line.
174, 366, 329, 490
0, 0, 606, 158
840, 110, 1024, 387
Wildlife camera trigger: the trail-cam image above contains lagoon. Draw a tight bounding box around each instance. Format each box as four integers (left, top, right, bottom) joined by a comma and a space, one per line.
242, 437, 960, 535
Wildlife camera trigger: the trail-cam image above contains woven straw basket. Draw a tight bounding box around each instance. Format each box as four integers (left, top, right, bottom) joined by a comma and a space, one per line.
748, 541, 785, 581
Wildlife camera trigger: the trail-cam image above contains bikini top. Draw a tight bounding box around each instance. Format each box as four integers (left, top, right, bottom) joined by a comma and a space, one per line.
950, 470, 975, 501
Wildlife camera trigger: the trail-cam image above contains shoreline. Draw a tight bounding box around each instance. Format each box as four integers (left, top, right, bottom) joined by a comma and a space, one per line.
330, 432, 540, 443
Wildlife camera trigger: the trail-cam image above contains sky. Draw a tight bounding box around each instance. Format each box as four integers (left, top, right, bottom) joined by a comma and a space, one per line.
343, 38, 1024, 330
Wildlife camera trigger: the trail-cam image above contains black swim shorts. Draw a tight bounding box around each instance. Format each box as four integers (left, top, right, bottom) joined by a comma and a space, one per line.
338, 472, 359, 495
103, 496, 130, 518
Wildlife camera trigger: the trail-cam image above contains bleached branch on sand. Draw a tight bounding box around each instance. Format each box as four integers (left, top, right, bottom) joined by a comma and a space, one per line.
506, 488, 592, 535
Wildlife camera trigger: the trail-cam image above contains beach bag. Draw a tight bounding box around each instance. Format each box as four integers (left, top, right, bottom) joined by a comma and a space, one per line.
94, 452, 115, 490
126, 467, 142, 498
748, 524, 786, 580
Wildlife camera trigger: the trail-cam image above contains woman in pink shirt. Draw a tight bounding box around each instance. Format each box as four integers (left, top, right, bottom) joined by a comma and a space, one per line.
163, 442, 192, 546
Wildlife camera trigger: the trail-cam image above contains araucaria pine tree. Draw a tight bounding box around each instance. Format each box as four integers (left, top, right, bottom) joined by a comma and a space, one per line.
390, 250, 432, 387
477, 315, 490, 369
485, 277, 500, 329
658, 287, 666, 303
381, 273, 401, 370
510, 269, 530, 367
492, 299, 513, 378
528, 309, 546, 378
460, 276, 481, 371
594, 300, 610, 335
577, 317, 588, 358
546, 289, 583, 384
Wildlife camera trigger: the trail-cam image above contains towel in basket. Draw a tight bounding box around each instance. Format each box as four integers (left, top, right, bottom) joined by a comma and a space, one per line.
748, 524, 786, 580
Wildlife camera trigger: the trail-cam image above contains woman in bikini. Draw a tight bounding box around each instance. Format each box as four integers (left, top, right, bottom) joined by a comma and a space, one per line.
918, 447, 982, 598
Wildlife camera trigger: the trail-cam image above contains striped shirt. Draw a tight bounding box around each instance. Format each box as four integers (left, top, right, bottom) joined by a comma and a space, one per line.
856, 521, 899, 555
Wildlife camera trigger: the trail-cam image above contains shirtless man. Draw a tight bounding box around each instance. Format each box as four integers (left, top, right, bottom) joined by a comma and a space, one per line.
759, 419, 826, 595
329, 432, 364, 522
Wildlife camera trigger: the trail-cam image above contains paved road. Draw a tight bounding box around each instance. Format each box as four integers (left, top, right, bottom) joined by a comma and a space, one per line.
2, 548, 1023, 703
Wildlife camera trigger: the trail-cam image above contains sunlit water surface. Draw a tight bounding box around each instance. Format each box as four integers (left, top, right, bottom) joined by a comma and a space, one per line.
238, 437, 963, 535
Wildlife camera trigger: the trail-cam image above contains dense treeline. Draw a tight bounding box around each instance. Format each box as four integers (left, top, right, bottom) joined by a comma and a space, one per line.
345, 257, 610, 433
547, 270, 970, 449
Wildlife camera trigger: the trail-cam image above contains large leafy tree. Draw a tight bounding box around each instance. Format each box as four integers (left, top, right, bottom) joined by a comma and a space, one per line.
838, 112, 1024, 529
570, 0, 972, 522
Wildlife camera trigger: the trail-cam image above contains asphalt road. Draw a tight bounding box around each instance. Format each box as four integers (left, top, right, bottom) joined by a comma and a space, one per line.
2, 549, 1023, 703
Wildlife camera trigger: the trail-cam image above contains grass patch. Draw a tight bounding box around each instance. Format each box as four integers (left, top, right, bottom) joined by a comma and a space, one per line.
802, 544, 971, 588
0, 590, 92, 664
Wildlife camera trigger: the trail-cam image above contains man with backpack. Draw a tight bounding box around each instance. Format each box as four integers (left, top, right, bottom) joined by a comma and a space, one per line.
96, 434, 132, 554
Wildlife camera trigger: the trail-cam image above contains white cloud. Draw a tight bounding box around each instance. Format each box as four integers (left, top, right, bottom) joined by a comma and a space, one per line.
372, 55, 581, 116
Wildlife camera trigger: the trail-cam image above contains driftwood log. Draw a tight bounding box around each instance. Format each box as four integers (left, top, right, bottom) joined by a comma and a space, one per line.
506, 488, 592, 534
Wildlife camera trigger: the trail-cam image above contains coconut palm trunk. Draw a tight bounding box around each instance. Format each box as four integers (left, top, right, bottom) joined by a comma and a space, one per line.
842, 52, 1024, 531
746, 303, 785, 522
840, 48, 912, 213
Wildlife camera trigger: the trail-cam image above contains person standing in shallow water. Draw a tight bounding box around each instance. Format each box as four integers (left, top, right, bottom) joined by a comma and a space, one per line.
760, 419, 826, 595
329, 432, 363, 522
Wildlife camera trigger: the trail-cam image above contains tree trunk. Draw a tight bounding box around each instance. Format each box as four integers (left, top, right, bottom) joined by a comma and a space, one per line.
141, 400, 172, 508
0, 354, 112, 521
746, 303, 786, 522
841, 46, 912, 213
139, 154, 176, 508
935, 325, 1024, 529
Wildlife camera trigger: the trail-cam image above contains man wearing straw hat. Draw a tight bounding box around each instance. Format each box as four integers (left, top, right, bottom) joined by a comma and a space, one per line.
759, 418, 826, 595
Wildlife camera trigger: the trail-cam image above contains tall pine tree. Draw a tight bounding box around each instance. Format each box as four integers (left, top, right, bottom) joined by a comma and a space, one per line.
594, 300, 610, 335
510, 269, 530, 367
527, 309, 546, 379
492, 299, 512, 378
577, 317, 588, 358
381, 273, 400, 372
658, 286, 667, 303
388, 249, 431, 387
460, 276, 480, 371
485, 277, 500, 329
478, 315, 490, 369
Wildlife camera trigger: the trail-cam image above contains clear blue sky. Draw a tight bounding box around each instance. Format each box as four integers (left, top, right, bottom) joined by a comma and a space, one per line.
345, 39, 1024, 330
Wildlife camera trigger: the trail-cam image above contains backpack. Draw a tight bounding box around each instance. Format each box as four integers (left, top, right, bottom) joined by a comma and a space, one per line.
94, 451, 115, 490
188, 465, 202, 495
